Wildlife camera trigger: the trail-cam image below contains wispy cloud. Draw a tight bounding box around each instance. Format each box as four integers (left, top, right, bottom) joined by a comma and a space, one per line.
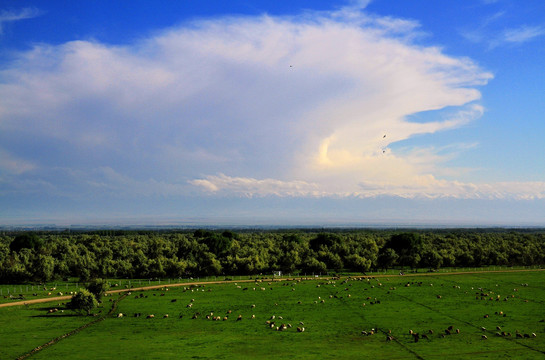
502, 25, 545, 43
0, 149, 35, 175
461, 9, 545, 49
0, 7, 41, 35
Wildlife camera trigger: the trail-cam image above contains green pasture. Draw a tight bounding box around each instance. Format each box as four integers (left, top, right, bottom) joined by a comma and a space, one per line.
1, 265, 542, 305
2, 270, 545, 359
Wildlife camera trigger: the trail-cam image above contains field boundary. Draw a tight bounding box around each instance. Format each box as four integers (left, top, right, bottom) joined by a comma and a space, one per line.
14, 293, 128, 360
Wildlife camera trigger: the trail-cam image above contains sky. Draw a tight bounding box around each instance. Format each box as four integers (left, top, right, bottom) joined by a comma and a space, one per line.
1, 0, 544, 227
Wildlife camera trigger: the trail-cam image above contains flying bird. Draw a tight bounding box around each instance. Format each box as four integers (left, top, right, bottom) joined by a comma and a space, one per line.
383, 134, 386, 138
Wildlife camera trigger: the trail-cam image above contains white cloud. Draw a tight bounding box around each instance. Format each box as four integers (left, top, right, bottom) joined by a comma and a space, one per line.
190, 173, 545, 200
0, 8, 41, 35
189, 173, 322, 197
0, 149, 35, 174
462, 17, 545, 49
503, 25, 545, 43
7, 5, 543, 203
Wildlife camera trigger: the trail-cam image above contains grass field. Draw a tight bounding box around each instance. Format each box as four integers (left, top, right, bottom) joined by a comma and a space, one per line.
2, 270, 544, 359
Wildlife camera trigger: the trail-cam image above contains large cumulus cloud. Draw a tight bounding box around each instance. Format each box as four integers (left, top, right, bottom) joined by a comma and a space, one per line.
2, 3, 543, 203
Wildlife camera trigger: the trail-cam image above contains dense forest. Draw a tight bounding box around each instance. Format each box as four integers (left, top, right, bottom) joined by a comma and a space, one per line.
1, 229, 544, 283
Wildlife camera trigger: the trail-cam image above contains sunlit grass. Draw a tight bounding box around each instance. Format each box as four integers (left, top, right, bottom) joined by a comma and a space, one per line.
2, 270, 544, 359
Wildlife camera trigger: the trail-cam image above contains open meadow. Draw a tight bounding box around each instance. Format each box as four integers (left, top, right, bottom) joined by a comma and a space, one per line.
1, 270, 544, 359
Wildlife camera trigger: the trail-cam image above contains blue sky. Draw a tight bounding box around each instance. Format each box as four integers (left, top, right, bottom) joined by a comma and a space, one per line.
1, 0, 544, 226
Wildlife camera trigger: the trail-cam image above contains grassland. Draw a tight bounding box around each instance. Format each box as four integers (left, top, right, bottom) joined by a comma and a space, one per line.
2, 270, 545, 359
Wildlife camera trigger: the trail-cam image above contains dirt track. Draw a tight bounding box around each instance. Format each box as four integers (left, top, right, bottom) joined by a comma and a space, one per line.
1, 268, 543, 308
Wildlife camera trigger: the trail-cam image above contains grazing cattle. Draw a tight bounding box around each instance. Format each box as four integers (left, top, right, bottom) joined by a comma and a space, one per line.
163, 314, 169, 318
117, 313, 124, 318
445, 329, 451, 335
456, 329, 460, 334
421, 334, 429, 340
237, 315, 242, 321
251, 314, 255, 319
171, 299, 177, 303
496, 326, 501, 331
516, 333, 523, 338
386, 336, 393, 342
297, 327, 305, 332
428, 330, 434, 334
147, 314, 155, 319
532, 333, 537, 337
481, 335, 488, 340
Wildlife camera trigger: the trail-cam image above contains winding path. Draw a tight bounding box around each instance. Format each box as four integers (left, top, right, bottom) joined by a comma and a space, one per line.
1, 268, 542, 308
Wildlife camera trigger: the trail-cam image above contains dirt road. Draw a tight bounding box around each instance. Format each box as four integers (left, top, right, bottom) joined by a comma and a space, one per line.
1, 268, 542, 308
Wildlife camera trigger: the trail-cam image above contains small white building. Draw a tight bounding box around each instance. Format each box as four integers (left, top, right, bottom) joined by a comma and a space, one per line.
273, 271, 282, 277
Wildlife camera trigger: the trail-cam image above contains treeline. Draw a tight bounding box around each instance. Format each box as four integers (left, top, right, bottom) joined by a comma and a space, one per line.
0, 229, 544, 283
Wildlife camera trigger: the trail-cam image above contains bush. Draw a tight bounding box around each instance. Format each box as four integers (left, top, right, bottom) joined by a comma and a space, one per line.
69, 289, 98, 316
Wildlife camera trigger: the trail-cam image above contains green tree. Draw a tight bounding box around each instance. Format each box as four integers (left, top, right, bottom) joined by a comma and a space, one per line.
309, 233, 340, 251
10, 233, 43, 253
69, 289, 99, 316
201, 233, 233, 256
345, 254, 372, 272
86, 278, 110, 302
420, 250, 443, 269
377, 248, 399, 270
33, 254, 56, 282
385, 233, 423, 268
